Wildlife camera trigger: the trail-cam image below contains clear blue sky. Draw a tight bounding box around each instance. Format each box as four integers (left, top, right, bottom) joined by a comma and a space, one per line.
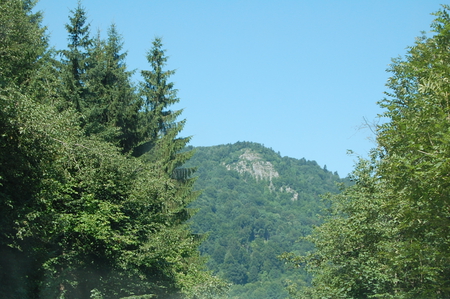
35, 0, 444, 177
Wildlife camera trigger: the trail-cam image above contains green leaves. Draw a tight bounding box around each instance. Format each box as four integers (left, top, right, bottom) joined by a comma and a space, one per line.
0, 2, 224, 298
285, 5, 450, 299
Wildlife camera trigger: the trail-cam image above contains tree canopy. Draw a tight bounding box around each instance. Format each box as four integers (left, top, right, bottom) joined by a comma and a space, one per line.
283, 5, 450, 299
0, 1, 225, 298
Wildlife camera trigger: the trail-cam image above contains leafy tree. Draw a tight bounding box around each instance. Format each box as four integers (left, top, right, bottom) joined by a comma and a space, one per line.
376, 5, 450, 295
284, 5, 450, 298
282, 157, 399, 299
0, 1, 54, 296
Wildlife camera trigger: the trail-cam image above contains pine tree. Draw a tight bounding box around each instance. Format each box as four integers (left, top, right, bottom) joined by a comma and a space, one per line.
134, 38, 179, 156
60, 1, 92, 113
137, 37, 198, 227
103, 24, 142, 153
0, 0, 47, 88
125, 37, 225, 298
83, 24, 141, 150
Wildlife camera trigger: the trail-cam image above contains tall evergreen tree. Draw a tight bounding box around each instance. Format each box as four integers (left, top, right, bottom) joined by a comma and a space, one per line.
0, 0, 47, 88
103, 25, 142, 153
60, 2, 92, 112
135, 38, 183, 156
83, 24, 141, 150
137, 38, 199, 236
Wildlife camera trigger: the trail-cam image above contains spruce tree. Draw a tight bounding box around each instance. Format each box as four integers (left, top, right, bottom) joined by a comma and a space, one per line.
0, 2, 226, 297
137, 37, 198, 225
60, 2, 92, 113
0, 0, 47, 88
83, 24, 141, 150
138, 37, 195, 220
103, 24, 142, 153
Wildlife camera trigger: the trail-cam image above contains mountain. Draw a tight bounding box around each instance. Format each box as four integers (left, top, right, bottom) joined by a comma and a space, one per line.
184, 142, 347, 299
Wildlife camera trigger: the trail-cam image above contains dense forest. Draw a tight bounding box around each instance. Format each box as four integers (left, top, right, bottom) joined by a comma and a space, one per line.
0, 1, 226, 298
3, 0, 450, 298
185, 142, 346, 298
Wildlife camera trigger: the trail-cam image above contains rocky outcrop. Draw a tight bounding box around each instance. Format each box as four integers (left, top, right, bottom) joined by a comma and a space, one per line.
224, 148, 299, 200
224, 149, 279, 181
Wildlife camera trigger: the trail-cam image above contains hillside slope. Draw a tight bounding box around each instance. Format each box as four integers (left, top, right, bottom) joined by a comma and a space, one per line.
185, 142, 346, 298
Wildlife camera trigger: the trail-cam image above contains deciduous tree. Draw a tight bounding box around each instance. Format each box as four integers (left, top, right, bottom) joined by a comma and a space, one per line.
284, 5, 450, 298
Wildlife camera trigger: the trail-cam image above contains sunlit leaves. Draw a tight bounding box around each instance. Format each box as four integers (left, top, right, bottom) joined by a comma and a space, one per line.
0, 1, 223, 298
285, 4, 450, 299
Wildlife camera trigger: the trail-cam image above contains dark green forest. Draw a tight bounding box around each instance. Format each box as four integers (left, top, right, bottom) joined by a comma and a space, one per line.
185, 142, 346, 298
3, 0, 450, 298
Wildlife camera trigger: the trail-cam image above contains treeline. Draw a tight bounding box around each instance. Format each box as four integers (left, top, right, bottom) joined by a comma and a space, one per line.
0, 1, 225, 298
283, 5, 450, 299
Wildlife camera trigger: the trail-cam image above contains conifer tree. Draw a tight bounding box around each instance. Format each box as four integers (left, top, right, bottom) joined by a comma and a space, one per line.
0, 0, 47, 88
137, 37, 198, 226
0, 2, 226, 297
60, 2, 92, 112
103, 25, 142, 153
83, 24, 141, 150
139, 39, 193, 167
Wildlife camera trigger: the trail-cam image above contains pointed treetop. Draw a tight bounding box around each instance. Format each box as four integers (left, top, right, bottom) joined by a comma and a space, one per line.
65, 1, 91, 50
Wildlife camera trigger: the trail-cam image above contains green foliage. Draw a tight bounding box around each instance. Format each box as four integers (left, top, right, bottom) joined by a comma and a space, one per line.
184, 142, 346, 299
59, 1, 92, 112
284, 5, 450, 298
135, 37, 185, 159
0, 0, 47, 88
282, 156, 400, 299
82, 23, 141, 152
0, 1, 225, 298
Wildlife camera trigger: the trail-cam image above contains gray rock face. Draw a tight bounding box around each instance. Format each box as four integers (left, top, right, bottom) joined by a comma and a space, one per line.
224, 149, 279, 181
224, 149, 299, 201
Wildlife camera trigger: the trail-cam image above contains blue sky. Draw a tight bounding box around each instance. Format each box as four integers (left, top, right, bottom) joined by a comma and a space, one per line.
35, 0, 444, 177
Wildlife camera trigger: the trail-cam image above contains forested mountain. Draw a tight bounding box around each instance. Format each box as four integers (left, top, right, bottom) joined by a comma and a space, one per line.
184, 142, 348, 298
8, 1, 450, 298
